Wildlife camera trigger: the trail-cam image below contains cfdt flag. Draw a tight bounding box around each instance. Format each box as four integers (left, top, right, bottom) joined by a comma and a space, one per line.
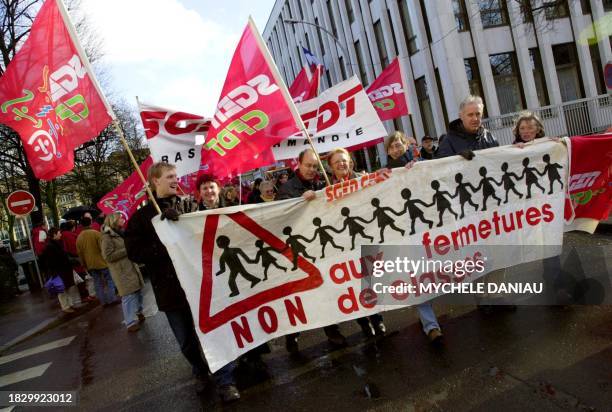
289, 65, 321, 103
0, 0, 112, 180
97, 157, 153, 221
203, 17, 302, 178
366, 57, 409, 121
138, 101, 211, 178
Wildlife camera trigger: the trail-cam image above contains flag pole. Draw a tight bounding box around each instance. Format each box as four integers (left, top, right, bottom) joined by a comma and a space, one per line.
56, 0, 161, 215
249, 16, 331, 187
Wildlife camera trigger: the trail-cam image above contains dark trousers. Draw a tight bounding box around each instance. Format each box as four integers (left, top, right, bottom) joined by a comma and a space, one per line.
356, 313, 383, 328
165, 306, 235, 387
285, 324, 342, 342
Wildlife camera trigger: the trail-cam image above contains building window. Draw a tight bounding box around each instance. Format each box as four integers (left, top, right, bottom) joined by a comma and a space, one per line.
415, 76, 436, 137
529, 48, 550, 106
398, 0, 418, 55
304, 32, 311, 51
544, 0, 569, 20
338, 55, 347, 80
373, 20, 388, 68
297, 0, 304, 18
590, 42, 606, 95
314, 17, 325, 55
354, 40, 367, 83
479, 0, 509, 28
287, 3, 293, 18
419, 0, 433, 43
453, 0, 471, 32
345, 0, 355, 23
519, 0, 533, 23
605, 0, 612, 12
464, 58, 488, 117
326, 0, 338, 38
435, 69, 449, 125
580, 0, 591, 14
552, 43, 585, 101
326, 69, 332, 89
490, 52, 526, 114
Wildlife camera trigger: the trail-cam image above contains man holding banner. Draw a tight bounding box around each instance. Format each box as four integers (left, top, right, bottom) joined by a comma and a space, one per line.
125, 162, 240, 403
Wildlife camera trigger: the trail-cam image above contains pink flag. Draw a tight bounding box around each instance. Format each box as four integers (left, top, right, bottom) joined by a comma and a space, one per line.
202, 18, 302, 179
0, 0, 112, 180
97, 157, 153, 220
366, 57, 409, 122
289, 65, 321, 103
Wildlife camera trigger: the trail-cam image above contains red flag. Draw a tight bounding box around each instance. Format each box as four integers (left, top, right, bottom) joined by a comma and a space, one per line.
289, 65, 321, 103
564, 134, 612, 231
366, 57, 409, 122
97, 157, 153, 221
0, 0, 112, 180
203, 18, 301, 179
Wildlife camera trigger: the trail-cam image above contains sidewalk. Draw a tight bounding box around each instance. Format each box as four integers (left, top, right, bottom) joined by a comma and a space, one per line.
0, 288, 97, 353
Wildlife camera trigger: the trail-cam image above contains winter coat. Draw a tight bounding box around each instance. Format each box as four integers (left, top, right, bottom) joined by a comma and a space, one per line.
124, 194, 187, 312
386, 152, 413, 168
40, 240, 75, 289
436, 118, 499, 158
276, 172, 325, 200
100, 225, 144, 297
76, 229, 107, 270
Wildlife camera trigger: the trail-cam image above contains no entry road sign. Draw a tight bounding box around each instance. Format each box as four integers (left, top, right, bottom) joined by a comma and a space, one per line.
6, 190, 36, 216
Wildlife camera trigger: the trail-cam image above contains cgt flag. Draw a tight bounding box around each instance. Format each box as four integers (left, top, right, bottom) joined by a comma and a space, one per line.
202, 17, 302, 178
366, 57, 409, 121
0, 0, 112, 180
289, 65, 321, 103
138, 101, 211, 178
97, 156, 153, 221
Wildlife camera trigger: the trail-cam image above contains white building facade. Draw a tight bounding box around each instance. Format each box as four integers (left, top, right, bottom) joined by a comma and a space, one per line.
263, 0, 612, 162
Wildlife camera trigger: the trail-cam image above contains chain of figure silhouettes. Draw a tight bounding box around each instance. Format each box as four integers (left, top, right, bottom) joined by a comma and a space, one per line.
214, 155, 563, 295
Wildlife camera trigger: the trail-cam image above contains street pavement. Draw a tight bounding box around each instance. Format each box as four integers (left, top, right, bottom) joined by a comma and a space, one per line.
0, 230, 610, 412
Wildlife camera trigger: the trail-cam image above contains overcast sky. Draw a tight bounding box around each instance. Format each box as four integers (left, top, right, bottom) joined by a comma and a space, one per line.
81, 0, 276, 117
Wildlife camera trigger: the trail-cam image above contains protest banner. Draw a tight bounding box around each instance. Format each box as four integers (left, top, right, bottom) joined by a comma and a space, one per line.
138, 101, 210, 178
154, 140, 568, 372
272, 76, 388, 160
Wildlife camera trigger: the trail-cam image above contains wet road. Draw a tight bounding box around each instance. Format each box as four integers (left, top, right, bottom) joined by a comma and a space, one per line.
0, 230, 610, 411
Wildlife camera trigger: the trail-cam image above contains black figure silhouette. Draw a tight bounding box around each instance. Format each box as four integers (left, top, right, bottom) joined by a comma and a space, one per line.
339, 207, 374, 250
253, 239, 286, 280
475, 167, 502, 211
397, 189, 433, 235
430, 180, 458, 227
540, 154, 564, 194
520, 157, 545, 199
310, 217, 344, 258
500, 162, 523, 203
215, 235, 261, 297
282, 226, 316, 271
454, 173, 479, 219
370, 198, 405, 242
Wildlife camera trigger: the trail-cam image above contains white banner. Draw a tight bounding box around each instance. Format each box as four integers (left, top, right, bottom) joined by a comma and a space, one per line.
138, 101, 211, 178
272, 76, 387, 160
153, 140, 568, 372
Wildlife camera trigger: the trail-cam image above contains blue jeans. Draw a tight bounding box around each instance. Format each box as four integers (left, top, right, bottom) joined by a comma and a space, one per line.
90, 268, 118, 305
417, 303, 440, 334
122, 290, 143, 328
165, 306, 236, 387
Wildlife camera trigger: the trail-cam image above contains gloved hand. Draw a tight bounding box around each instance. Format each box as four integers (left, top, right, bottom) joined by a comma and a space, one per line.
458, 149, 475, 160
161, 208, 180, 221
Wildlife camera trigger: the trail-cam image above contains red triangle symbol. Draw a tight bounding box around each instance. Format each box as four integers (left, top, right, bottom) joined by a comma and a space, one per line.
199, 211, 323, 333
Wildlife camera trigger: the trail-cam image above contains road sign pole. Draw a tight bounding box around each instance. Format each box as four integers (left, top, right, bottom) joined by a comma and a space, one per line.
23, 217, 43, 288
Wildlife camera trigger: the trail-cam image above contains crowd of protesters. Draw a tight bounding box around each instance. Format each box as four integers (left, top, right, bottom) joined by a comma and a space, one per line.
17, 94, 563, 405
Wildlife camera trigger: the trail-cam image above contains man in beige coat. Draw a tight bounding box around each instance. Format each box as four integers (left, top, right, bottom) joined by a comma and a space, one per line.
100, 213, 145, 332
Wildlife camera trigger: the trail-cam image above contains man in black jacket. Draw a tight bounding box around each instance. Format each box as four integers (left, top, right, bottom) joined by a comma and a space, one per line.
124, 162, 240, 403
436, 95, 498, 159
277, 149, 348, 353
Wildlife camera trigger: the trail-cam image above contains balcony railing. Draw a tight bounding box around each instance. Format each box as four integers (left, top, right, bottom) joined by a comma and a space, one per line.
482, 94, 612, 145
